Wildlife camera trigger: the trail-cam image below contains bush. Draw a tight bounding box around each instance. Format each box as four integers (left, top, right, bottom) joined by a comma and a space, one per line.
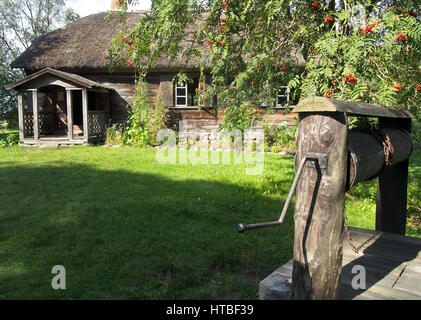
263, 142, 270, 153
0, 109, 18, 131
271, 145, 282, 153
7, 133, 19, 146
263, 119, 297, 150
105, 124, 125, 146
220, 101, 256, 133
147, 91, 167, 146
124, 81, 167, 147
0, 130, 18, 147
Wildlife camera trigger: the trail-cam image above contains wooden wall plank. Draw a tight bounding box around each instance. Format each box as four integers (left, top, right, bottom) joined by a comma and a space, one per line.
159, 73, 174, 107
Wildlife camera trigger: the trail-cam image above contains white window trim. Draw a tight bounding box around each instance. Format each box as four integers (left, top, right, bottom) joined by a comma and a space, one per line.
175, 81, 188, 107
276, 86, 289, 107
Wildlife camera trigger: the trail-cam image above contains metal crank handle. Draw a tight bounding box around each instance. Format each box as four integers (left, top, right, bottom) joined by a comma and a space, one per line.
237, 154, 320, 233
237, 221, 282, 233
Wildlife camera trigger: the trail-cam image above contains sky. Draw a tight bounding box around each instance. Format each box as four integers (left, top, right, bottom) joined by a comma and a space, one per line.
67, 0, 152, 17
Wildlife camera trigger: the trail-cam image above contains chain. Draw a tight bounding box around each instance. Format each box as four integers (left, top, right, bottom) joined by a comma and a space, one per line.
344, 213, 379, 254
358, 128, 395, 167
345, 128, 395, 253
382, 133, 394, 167
344, 213, 359, 254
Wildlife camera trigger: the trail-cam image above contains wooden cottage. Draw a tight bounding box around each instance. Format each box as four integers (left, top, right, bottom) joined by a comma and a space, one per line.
7, 11, 304, 146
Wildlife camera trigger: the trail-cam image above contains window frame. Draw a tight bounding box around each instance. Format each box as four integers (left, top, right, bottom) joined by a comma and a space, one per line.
276, 86, 289, 108
175, 81, 188, 107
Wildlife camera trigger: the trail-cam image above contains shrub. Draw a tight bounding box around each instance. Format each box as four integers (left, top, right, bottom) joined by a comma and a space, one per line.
263, 118, 297, 150
147, 91, 167, 146
0, 130, 18, 147
124, 81, 167, 147
271, 145, 282, 153
263, 142, 270, 153
105, 124, 125, 146
6, 133, 19, 146
220, 101, 256, 133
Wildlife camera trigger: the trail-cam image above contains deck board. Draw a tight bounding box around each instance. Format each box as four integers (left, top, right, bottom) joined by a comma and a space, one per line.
259, 227, 421, 300
21, 135, 92, 146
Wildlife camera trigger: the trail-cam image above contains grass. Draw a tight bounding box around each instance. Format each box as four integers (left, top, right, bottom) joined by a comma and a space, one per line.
0, 146, 419, 299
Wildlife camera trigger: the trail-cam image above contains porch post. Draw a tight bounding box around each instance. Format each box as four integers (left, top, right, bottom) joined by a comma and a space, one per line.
66, 89, 73, 141
32, 89, 39, 141
82, 88, 88, 142
17, 91, 24, 141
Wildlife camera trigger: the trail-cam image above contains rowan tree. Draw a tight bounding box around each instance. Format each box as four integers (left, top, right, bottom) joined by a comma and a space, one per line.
109, 0, 421, 130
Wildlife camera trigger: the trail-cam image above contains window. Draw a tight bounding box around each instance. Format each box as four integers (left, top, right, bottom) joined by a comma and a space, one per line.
173, 76, 214, 107
277, 86, 289, 107
175, 81, 188, 107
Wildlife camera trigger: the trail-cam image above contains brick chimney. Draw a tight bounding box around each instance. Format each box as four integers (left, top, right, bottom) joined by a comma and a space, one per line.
111, 0, 120, 11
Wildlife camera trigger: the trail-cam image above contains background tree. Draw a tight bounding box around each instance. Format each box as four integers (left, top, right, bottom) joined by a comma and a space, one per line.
109, 0, 421, 130
0, 0, 80, 127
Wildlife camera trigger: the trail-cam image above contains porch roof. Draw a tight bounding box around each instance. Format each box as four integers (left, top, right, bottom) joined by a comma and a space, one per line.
6, 68, 110, 91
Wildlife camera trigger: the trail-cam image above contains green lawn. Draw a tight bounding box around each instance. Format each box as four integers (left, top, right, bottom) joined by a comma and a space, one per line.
0, 146, 420, 299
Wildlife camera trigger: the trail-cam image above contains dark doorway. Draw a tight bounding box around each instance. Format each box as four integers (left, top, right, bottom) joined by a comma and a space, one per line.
72, 90, 83, 126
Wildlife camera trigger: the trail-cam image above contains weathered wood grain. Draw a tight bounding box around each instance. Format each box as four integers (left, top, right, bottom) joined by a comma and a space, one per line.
160, 73, 174, 107
292, 112, 348, 300
376, 118, 412, 235
294, 96, 414, 119
260, 227, 421, 300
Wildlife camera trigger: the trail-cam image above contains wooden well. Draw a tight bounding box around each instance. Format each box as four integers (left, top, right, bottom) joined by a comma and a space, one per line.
290, 96, 414, 299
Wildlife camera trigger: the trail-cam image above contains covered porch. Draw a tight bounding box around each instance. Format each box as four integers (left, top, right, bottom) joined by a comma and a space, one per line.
7, 68, 111, 146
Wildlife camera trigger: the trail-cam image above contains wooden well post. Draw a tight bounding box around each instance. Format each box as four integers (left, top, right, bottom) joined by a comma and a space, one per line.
291, 97, 413, 300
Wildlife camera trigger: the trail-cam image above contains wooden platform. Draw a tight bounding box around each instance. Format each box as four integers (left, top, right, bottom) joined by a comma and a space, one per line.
21, 135, 86, 146
259, 227, 421, 300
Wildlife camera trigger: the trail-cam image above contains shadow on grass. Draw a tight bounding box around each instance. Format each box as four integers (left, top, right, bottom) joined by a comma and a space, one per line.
0, 162, 295, 299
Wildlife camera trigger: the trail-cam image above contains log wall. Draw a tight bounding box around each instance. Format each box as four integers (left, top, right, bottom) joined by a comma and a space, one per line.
80, 71, 296, 130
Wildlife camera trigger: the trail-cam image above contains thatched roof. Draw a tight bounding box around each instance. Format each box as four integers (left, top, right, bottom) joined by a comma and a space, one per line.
11, 11, 305, 73
10, 11, 213, 72
11, 12, 143, 72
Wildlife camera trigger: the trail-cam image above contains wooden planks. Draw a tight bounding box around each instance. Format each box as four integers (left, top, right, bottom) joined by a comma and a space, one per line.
259, 227, 421, 300
160, 73, 174, 107
294, 96, 414, 119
